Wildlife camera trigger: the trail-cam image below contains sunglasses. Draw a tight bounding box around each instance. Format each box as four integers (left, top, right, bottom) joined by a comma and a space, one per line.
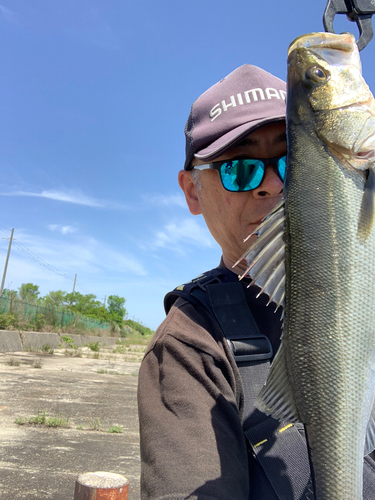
193, 154, 286, 192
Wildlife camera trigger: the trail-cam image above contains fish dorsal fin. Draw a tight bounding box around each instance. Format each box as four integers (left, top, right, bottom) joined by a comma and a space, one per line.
257, 341, 301, 423
237, 200, 286, 310
364, 401, 375, 456
358, 167, 375, 241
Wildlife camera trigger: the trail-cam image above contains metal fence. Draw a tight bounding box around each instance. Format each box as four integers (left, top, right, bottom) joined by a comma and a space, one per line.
0, 291, 110, 331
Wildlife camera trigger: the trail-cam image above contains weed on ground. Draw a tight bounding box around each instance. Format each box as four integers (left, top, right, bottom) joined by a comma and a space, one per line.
15, 410, 70, 428
64, 348, 82, 357
32, 358, 43, 369
86, 341, 101, 352
6, 356, 20, 366
88, 417, 102, 431
107, 425, 123, 434
40, 344, 54, 354
97, 369, 125, 375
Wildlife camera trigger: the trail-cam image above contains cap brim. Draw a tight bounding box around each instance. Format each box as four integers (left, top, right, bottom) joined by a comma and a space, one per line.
194, 116, 286, 162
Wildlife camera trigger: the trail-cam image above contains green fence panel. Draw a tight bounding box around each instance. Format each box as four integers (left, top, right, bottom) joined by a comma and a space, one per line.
0, 295, 110, 330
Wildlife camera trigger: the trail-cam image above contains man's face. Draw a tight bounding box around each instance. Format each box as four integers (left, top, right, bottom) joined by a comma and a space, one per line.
179, 121, 286, 272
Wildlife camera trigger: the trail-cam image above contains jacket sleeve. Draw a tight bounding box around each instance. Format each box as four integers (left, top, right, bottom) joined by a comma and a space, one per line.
137, 300, 249, 500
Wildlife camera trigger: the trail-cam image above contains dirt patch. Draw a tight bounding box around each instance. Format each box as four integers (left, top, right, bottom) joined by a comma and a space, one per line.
0, 349, 142, 500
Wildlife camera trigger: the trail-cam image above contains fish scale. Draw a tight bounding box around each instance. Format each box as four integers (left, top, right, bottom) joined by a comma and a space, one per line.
287, 129, 375, 499
237, 32, 375, 499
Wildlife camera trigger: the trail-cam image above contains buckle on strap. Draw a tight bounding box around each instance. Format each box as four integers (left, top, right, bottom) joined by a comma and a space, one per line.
192, 271, 228, 290
227, 335, 273, 362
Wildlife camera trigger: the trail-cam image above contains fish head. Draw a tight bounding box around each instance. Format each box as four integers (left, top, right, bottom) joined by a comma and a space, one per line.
288, 32, 368, 111
287, 32, 375, 166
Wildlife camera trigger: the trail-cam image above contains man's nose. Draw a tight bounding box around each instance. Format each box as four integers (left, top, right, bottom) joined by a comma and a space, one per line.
253, 164, 283, 198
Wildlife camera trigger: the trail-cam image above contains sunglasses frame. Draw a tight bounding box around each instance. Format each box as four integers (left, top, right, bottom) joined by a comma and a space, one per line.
193, 154, 287, 192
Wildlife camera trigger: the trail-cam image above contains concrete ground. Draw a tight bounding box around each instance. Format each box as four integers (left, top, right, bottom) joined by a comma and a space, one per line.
0, 347, 143, 500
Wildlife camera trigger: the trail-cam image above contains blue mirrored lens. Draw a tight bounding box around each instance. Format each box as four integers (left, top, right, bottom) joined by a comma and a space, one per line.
277, 156, 286, 180
217, 156, 286, 192
220, 160, 265, 192
221, 162, 241, 191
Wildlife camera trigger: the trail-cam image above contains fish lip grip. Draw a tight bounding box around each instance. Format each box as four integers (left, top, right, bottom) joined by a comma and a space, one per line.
324, 0, 375, 50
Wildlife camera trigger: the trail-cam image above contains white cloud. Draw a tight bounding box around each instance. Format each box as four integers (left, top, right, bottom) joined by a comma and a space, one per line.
153, 218, 215, 251
0, 229, 147, 297
146, 193, 187, 209
2, 189, 105, 207
48, 224, 78, 235
0, 189, 130, 210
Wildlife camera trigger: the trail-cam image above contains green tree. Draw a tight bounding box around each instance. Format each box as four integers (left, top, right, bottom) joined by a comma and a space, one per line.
64, 292, 110, 322
2, 288, 18, 299
43, 290, 67, 307
107, 295, 127, 326
18, 283, 40, 301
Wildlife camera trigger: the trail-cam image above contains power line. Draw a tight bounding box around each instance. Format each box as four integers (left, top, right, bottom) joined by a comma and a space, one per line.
12, 240, 74, 281
0, 229, 11, 238
0, 229, 105, 300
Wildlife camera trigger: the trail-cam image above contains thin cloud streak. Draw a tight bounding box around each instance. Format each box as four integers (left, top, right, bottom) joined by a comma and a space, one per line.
0, 189, 131, 210
2, 189, 105, 207
153, 218, 215, 251
0, 5, 19, 25
1, 229, 148, 284
48, 224, 78, 235
146, 193, 187, 209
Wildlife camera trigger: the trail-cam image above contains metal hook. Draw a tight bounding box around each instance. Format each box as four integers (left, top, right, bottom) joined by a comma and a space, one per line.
323, 0, 375, 50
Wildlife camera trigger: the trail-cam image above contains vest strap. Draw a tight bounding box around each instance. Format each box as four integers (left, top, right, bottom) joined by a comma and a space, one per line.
245, 420, 314, 500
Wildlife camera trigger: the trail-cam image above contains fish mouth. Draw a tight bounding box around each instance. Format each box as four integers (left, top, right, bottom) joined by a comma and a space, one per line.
288, 32, 355, 56
288, 32, 361, 72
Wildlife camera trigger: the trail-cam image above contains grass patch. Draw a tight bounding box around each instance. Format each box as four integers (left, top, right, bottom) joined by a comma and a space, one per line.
97, 369, 124, 375
46, 416, 70, 427
15, 410, 70, 428
107, 425, 123, 434
118, 332, 152, 346
32, 358, 43, 369
87, 341, 101, 352
6, 356, 20, 366
40, 344, 54, 354
88, 417, 102, 431
112, 345, 127, 354
64, 349, 82, 357
59, 335, 77, 349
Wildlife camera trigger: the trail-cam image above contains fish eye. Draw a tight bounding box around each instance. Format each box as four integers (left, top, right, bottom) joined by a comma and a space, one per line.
303, 66, 328, 87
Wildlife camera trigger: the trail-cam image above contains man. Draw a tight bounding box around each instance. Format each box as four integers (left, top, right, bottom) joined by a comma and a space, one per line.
138, 64, 288, 499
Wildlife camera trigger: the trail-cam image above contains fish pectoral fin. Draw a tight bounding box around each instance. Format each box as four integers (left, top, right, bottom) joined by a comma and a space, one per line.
364, 401, 375, 456
358, 167, 375, 241
257, 342, 301, 423
238, 199, 286, 310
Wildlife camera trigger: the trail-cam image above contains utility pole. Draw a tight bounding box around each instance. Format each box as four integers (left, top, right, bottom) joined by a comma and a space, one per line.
72, 274, 77, 294
0, 228, 14, 296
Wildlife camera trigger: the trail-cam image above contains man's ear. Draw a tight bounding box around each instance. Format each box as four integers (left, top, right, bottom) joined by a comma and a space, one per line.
178, 170, 202, 215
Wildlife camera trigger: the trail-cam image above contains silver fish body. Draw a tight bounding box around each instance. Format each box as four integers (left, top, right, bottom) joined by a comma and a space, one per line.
239, 32, 375, 499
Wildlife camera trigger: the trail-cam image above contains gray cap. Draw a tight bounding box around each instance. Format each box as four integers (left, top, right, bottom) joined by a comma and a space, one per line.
184, 64, 286, 170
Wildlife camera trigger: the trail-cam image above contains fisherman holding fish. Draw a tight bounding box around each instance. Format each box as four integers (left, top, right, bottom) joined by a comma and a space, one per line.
138, 34, 375, 500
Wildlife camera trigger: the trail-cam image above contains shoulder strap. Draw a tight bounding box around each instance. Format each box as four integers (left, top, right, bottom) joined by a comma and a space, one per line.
165, 270, 273, 425
164, 267, 233, 315
164, 269, 316, 500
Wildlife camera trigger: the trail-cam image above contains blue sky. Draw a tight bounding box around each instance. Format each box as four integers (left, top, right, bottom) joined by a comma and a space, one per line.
1, 0, 375, 330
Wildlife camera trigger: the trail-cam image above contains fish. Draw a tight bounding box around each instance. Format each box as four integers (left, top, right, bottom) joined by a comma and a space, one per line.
236, 32, 375, 499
